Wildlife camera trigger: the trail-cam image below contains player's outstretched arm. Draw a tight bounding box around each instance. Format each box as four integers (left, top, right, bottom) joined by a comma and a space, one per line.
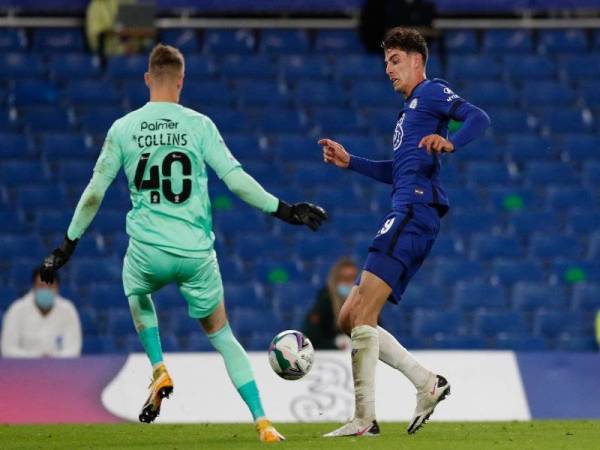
319, 138, 393, 184
40, 171, 114, 284
222, 168, 327, 231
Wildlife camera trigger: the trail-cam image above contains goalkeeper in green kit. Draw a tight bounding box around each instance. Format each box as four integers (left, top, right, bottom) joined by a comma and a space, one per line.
39, 44, 327, 442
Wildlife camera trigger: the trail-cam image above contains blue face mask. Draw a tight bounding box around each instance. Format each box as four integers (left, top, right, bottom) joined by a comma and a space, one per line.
34, 288, 55, 310
336, 283, 352, 298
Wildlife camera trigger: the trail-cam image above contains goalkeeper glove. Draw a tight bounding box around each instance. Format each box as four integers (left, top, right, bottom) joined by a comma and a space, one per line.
40, 235, 79, 284
272, 200, 328, 231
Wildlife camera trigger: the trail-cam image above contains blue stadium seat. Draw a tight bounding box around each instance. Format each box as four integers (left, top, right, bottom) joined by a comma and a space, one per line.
32, 28, 84, 52
529, 234, 582, 259
234, 233, 289, 261
449, 210, 498, 234
223, 282, 264, 309
91, 210, 125, 234
558, 55, 600, 80
524, 162, 579, 185
429, 334, 486, 350
556, 333, 598, 351
505, 134, 554, 163
315, 29, 361, 52
0, 234, 45, 260
444, 187, 485, 211
236, 80, 288, 105
272, 282, 317, 320
364, 107, 399, 133
73, 259, 121, 284
351, 80, 398, 107
453, 281, 508, 311
21, 106, 72, 132
483, 29, 533, 54
460, 81, 516, 107
566, 209, 600, 234
231, 308, 283, 336
64, 80, 121, 106
292, 233, 347, 260
486, 107, 532, 133
538, 29, 588, 54
0, 160, 48, 187
0, 53, 44, 79
488, 187, 538, 211
106, 308, 135, 336
247, 332, 275, 351
253, 108, 305, 133
412, 310, 466, 336
582, 161, 600, 188
400, 284, 446, 311
85, 283, 127, 309
546, 186, 595, 210
279, 55, 330, 79
34, 210, 71, 235
57, 160, 95, 184
121, 80, 150, 107
577, 80, 600, 106
444, 30, 478, 53
0, 286, 18, 306
521, 81, 575, 107
512, 282, 568, 311
446, 55, 502, 80
490, 259, 545, 285
560, 134, 600, 162
310, 108, 365, 134
75, 237, 105, 258
184, 54, 217, 79
224, 134, 264, 161
49, 53, 101, 80
329, 210, 376, 234
571, 283, 600, 310
474, 311, 527, 338
470, 234, 523, 260
221, 55, 275, 79
18, 186, 67, 210
533, 310, 592, 338
549, 260, 600, 285
504, 55, 557, 80
434, 259, 486, 285
106, 55, 147, 79
214, 209, 269, 234
429, 234, 465, 258
186, 332, 213, 351
332, 54, 384, 79
158, 29, 199, 51
260, 29, 309, 53
78, 106, 124, 134
465, 162, 511, 185
253, 260, 308, 284
82, 335, 116, 354
0, 133, 31, 159
201, 107, 252, 133
12, 80, 59, 106
294, 81, 347, 105
181, 80, 233, 106
538, 108, 590, 134
508, 211, 562, 234
40, 133, 91, 160
495, 334, 547, 351
269, 134, 321, 161
0, 29, 25, 50
204, 29, 255, 53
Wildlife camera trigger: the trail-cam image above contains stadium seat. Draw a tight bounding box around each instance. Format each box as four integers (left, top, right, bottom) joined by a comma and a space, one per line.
566, 209, 600, 235
64, 80, 121, 106
434, 259, 486, 285
203, 29, 256, 53
73, 259, 121, 284
429, 334, 486, 350
253, 108, 305, 133
470, 234, 523, 260
78, 106, 124, 134
0, 28, 25, 50
158, 29, 200, 52
556, 333, 598, 351
529, 234, 582, 259
429, 234, 465, 258
293, 80, 347, 106
495, 334, 547, 351
236, 80, 288, 106
315, 29, 361, 52
508, 211, 562, 235
82, 335, 117, 354
351, 80, 399, 107
40, 133, 92, 160
539, 108, 591, 134
560, 134, 600, 162
490, 259, 545, 285
21, 106, 72, 132
222, 55, 275, 79
473, 311, 527, 338
85, 283, 127, 309
488, 187, 538, 211
460, 81, 516, 107
106, 309, 135, 336
446, 55, 502, 80
444, 30, 478, 53
524, 162, 579, 185
332, 54, 385, 79
571, 283, 600, 310
512, 282, 568, 311
106, 55, 147, 79
49, 53, 101, 80
310, 108, 366, 134
0, 160, 48, 187
183, 54, 217, 79
538, 29, 588, 54
448, 210, 499, 234
486, 108, 532, 133
453, 281, 508, 311
504, 55, 557, 80
545, 186, 595, 210
32, 28, 84, 52
533, 310, 593, 339
400, 284, 446, 311
260, 29, 310, 53
279, 55, 330, 79
466, 162, 511, 185
521, 81, 575, 107
0, 53, 45, 79
482, 29, 533, 54
582, 161, 600, 188
12, 80, 59, 106
412, 310, 466, 336
0, 133, 32, 159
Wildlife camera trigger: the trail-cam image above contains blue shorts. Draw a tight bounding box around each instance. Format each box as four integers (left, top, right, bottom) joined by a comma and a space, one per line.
362, 204, 441, 304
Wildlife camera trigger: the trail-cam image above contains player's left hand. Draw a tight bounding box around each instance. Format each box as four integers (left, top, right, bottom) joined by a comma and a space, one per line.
40, 235, 79, 284
418, 134, 454, 154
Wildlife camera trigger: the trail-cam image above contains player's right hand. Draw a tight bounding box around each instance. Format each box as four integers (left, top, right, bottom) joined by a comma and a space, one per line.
40, 235, 78, 284
272, 201, 328, 231
318, 138, 350, 169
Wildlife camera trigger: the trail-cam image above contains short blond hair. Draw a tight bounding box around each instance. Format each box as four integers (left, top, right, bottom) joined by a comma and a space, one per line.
148, 43, 184, 80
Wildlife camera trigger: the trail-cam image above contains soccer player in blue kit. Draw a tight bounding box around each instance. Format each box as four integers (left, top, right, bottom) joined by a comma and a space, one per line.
319, 28, 490, 437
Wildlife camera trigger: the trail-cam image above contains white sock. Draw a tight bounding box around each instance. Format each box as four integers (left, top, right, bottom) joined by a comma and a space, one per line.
377, 326, 431, 391
350, 325, 379, 421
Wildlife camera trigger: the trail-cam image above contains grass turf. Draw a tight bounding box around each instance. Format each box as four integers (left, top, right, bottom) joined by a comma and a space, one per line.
1, 421, 599, 449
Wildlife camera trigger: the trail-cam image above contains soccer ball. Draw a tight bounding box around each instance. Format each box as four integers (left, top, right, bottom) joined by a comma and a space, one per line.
268, 330, 314, 380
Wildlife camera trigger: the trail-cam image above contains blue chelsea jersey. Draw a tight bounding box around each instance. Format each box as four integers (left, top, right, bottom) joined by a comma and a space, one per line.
391, 78, 464, 216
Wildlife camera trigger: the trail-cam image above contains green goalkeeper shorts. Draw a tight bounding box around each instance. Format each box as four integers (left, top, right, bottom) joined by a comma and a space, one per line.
122, 238, 224, 319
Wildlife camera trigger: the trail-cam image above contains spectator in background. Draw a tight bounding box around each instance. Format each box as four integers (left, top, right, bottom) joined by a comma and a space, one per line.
1, 268, 82, 358
303, 257, 358, 350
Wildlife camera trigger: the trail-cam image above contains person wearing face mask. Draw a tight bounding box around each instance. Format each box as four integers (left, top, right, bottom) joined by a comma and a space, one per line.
1, 268, 82, 358
303, 257, 358, 350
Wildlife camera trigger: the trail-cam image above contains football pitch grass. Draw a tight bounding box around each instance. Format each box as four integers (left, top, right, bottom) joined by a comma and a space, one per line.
1, 421, 599, 449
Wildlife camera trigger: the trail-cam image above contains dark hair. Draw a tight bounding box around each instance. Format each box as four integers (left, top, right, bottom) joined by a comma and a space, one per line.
32, 267, 59, 284
148, 43, 184, 79
382, 27, 428, 65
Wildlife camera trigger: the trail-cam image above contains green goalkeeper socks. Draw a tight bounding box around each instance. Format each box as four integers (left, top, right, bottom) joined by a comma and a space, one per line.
208, 323, 265, 420
128, 294, 163, 366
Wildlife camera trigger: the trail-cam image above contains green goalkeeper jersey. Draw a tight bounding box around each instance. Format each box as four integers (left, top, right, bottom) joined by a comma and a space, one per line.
95, 101, 241, 257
